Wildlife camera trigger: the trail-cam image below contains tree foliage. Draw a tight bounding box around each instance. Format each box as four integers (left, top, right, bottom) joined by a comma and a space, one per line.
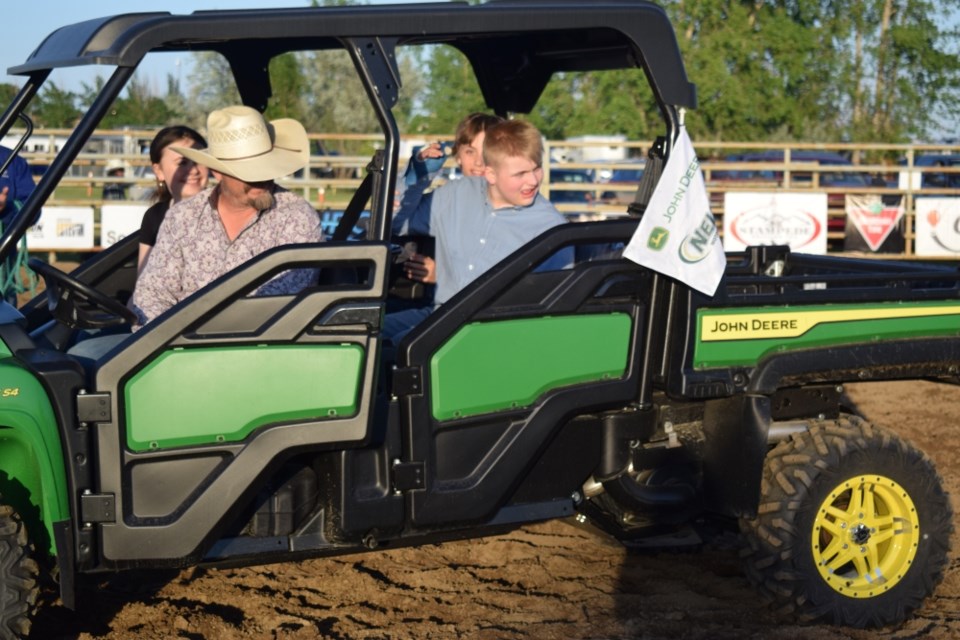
97, 76, 176, 129
408, 45, 488, 135
10, 0, 958, 143
32, 82, 80, 128
663, 0, 960, 142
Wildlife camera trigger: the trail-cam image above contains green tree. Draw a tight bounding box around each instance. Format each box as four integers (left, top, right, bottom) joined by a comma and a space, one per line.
300, 48, 380, 136
298, 43, 427, 139
186, 52, 242, 125
837, 0, 960, 141
161, 74, 191, 127
265, 53, 309, 122
663, 1, 817, 140
530, 70, 661, 141
98, 75, 176, 128
664, 0, 959, 142
408, 44, 488, 135
0, 84, 19, 109
33, 82, 80, 128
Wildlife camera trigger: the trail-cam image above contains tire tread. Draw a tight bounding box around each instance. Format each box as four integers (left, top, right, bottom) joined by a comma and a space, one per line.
740, 415, 953, 628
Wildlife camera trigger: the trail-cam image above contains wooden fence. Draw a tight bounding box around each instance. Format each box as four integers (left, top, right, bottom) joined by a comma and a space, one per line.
12, 129, 960, 259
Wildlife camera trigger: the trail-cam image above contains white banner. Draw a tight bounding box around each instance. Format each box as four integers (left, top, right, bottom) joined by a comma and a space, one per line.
623, 127, 725, 297
723, 192, 828, 254
27, 207, 95, 250
100, 204, 148, 248
915, 198, 960, 256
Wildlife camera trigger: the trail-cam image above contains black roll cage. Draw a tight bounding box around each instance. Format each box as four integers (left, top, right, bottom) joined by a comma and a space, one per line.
0, 0, 697, 413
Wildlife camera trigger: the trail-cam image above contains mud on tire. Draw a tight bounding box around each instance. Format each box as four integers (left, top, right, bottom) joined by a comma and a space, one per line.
0, 504, 38, 640
739, 415, 953, 628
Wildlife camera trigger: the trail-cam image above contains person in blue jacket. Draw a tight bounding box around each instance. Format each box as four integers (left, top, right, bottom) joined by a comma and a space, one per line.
0, 146, 36, 227
0, 146, 37, 304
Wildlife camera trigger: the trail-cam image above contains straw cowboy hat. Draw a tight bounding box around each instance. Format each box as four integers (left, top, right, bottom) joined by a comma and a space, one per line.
173, 105, 309, 182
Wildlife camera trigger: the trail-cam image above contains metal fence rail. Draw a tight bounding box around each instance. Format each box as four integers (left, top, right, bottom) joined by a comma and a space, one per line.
13, 128, 960, 259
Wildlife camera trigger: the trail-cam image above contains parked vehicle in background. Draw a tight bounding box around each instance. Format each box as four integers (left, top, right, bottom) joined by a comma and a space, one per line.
899, 153, 960, 190
711, 150, 878, 190
595, 159, 645, 205
548, 168, 594, 203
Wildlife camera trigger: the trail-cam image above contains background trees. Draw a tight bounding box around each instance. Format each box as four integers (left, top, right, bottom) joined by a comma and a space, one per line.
9, 0, 958, 143
663, 0, 960, 142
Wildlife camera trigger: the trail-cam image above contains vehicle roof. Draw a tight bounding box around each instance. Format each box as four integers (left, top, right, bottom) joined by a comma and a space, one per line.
912, 154, 960, 166
10, 0, 696, 115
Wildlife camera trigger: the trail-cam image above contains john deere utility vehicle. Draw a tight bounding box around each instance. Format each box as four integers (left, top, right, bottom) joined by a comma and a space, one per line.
0, 2, 951, 636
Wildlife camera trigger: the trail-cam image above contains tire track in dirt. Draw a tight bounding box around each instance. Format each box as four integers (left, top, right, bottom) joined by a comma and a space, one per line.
27, 381, 960, 639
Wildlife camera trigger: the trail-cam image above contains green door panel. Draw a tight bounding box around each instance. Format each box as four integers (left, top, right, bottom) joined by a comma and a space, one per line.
695, 302, 960, 368
0, 359, 69, 556
125, 344, 365, 451
430, 313, 632, 421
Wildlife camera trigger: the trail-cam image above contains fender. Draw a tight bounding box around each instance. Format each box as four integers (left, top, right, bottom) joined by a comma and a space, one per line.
0, 357, 69, 556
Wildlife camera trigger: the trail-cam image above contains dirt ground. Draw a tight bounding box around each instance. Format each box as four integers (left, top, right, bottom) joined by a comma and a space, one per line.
27, 380, 960, 640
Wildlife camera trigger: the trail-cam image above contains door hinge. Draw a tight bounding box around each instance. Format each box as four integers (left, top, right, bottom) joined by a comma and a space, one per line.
392, 366, 423, 397
80, 492, 116, 524
76, 392, 111, 424
392, 460, 425, 492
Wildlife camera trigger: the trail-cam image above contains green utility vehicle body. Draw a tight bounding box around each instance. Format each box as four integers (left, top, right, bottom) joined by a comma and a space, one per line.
0, 2, 952, 636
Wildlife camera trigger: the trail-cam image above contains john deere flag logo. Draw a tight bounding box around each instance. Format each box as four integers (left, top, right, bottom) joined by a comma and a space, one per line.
623, 126, 726, 296
648, 227, 669, 250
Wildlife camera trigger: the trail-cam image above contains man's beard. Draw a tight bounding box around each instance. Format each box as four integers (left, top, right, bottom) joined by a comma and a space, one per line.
249, 190, 275, 211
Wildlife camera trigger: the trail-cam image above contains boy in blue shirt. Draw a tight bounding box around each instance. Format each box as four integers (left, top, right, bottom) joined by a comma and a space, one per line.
386, 119, 572, 343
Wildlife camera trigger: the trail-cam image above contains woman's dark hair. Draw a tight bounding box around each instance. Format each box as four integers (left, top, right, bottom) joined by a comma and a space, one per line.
149, 125, 207, 203
452, 113, 504, 154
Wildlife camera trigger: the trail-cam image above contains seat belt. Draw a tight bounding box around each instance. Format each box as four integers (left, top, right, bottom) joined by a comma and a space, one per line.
330, 151, 382, 242
627, 136, 667, 217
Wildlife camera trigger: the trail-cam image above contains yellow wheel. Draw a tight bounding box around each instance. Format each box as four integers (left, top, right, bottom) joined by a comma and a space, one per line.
740, 416, 952, 627
812, 474, 919, 597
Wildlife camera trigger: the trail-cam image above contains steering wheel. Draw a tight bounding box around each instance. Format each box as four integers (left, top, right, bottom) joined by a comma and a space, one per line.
28, 258, 137, 329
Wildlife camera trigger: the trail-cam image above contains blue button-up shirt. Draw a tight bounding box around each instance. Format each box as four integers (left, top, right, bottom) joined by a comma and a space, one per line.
393, 175, 572, 304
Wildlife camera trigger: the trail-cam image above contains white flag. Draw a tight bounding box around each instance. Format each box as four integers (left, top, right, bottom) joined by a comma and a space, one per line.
623, 127, 725, 296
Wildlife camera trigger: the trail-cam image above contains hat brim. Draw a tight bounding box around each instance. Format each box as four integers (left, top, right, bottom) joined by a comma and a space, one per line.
172, 118, 309, 182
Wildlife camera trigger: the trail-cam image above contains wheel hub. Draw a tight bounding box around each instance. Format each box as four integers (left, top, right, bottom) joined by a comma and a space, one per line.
811, 474, 920, 598
849, 523, 871, 545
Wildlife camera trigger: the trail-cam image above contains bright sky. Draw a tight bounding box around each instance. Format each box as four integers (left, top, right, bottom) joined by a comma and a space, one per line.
5, 2, 956, 141
2, 0, 432, 91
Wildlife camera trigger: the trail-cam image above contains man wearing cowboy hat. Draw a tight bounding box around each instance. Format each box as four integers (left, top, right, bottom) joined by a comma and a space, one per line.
130, 105, 323, 326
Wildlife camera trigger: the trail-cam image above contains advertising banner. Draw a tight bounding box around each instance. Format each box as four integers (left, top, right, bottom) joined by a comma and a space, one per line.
844, 195, 904, 253
27, 207, 95, 250
915, 198, 960, 257
100, 204, 149, 248
723, 192, 828, 254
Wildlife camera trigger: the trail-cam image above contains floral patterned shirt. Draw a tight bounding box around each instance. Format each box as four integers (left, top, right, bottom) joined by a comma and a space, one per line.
131, 185, 322, 325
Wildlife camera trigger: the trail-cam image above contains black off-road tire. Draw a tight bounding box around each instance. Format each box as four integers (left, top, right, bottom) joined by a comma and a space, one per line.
0, 504, 39, 639
739, 415, 953, 628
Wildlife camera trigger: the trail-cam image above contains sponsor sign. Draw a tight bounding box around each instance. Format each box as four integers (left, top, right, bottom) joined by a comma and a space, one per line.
845, 195, 904, 252
623, 127, 725, 296
319, 209, 370, 238
27, 207, 95, 250
723, 192, 827, 254
100, 204, 149, 248
915, 198, 960, 257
